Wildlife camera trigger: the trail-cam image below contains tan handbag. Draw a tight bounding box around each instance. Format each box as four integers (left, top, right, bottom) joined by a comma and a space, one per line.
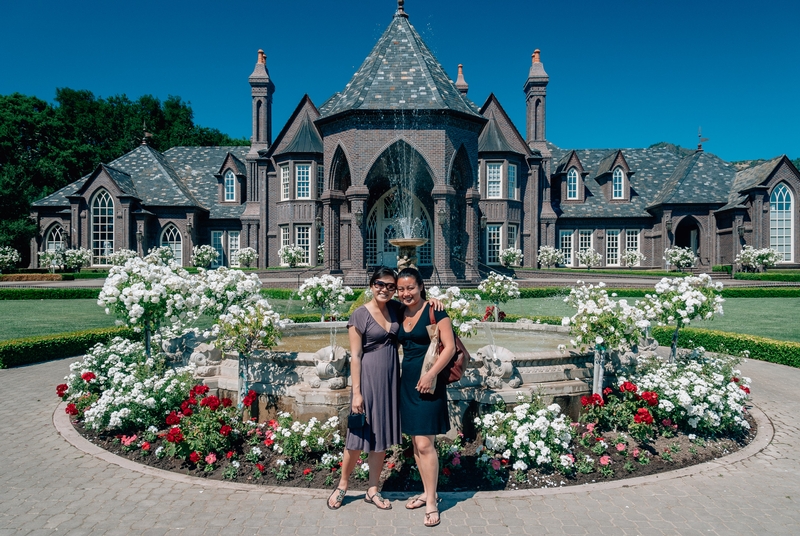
421, 321, 441, 392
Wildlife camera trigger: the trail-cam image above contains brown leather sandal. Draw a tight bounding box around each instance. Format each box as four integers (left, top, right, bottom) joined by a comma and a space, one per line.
327, 487, 346, 510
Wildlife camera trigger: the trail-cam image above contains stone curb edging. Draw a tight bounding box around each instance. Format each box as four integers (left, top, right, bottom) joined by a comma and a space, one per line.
53, 401, 773, 500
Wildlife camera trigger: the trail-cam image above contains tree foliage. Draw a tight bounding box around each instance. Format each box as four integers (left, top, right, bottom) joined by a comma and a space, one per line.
0, 89, 247, 253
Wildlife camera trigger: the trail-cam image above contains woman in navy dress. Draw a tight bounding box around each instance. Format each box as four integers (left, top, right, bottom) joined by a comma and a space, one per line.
396, 268, 455, 527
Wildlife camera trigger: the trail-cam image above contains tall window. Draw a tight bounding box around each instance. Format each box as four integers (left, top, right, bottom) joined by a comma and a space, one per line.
317, 164, 325, 198
478, 164, 482, 196
224, 170, 236, 202
279, 226, 290, 265
507, 224, 518, 249
567, 168, 578, 200
487, 163, 502, 198
229, 231, 240, 267
771, 184, 793, 261
606, 230, 620, 265
578, 230, 592, 253
317, 225, 324, 265
92, 189, 114, 264
46, 225, 65, 251
560, 230, 573, 266
486, 224, 502, 264
211, 231, 224, 268
296, 164, 311, 199
295, 225, 311, 265
612, 168, 624, 199
507, 164, 517, 200
281, 165, 290, 200
626, 229, 640, 258
160, 225, 182, 266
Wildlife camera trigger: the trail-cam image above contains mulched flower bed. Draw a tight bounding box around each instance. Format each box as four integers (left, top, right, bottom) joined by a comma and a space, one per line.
72, 410, 755, 492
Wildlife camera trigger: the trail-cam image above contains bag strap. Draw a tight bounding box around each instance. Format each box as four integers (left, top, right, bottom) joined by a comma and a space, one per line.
428, 303, 437, 326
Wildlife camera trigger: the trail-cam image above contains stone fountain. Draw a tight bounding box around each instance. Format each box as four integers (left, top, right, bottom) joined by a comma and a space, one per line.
388, 237, 427, 270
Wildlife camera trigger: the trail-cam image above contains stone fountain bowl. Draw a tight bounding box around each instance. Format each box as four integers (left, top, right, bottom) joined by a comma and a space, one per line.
388, 237, 428, 248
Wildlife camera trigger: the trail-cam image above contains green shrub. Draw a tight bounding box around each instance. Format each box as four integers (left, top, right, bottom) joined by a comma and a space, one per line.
71, 272, 109, 279
651, 326, 800, 368
734, 272, 800, 282
261, 288, 363, 301
720, 287, 800, 298
713, 265, 733, 274
0, 327, 140, 369
0, 288, 102, 300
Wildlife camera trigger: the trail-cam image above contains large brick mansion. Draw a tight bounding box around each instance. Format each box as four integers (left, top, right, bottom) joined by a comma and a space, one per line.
31, 1, 799, 282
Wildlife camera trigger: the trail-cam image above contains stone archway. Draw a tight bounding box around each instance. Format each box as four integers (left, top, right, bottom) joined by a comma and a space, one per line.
675, 217, 701, 257
365, 189, 432, 267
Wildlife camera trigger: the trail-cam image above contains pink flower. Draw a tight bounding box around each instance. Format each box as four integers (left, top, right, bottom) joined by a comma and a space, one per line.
120, 434, 138, 446
632, 448, 640, 458
451, 456, 461, 466
490, 459, 501, 470
205, 453, 217, 465
616, 443, 626, 452
586, 423, 596, 433
599, 455, 611, 466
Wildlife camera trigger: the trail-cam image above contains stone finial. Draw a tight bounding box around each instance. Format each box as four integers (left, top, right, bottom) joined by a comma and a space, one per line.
533, 49, 541, 64
397, 0, 408, 17
455, 64, 469, 95
258, 49, 266, 65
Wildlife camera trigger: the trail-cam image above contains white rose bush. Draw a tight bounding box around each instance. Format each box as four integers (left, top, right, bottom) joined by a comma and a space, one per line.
499, 247, 523, 267
38, 248, 64, 273
64, 247, 93, 271
236, 247, 258, 268
664, 246, 697, 271
109, 249, 139, 266
297, 274, 353, 321
576, 248, 602, 269
147, 245, 174, 264
537, 245, 564, 268
428, 285, 482, 337
191, 244, 219, 268
0, 246, 22, 272
621, 250, 646, 267
734, 245, 782, 272
478, 272, 520, 322
278, 244, 305, 267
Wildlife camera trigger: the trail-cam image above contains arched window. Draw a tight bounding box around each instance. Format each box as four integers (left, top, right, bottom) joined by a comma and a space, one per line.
612, 167, 624, 199
160, 224, 182, 266
91, 189, 114, 264
567, 168, 578, 200
224, 170, 236, 202
770, 184, 793, 262
46, 225, 66, 251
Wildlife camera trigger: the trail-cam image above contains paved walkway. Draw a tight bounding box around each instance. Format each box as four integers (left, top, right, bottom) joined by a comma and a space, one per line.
2, 357, 800, 535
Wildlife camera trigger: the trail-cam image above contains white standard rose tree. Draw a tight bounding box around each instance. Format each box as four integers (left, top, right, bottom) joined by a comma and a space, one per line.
663, 246, 697, 272
564, 281, 650, 395
478, 272, 520, 322
192, 245, 219, 268
537, 245, 564, 269
98, 256, 203, 358
734, 245, 782, 273
236, 247, 258, 268
428, 286, 482, 337
64, 247, 93, 272
297, 274, 353, 321
499, 247, 523, 268
641, 274, 724, 363
576, 248, 602, 270
0, 246, 22, 273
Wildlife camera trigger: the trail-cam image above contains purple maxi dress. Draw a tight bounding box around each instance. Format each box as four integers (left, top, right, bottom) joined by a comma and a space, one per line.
344, 303, 402, 452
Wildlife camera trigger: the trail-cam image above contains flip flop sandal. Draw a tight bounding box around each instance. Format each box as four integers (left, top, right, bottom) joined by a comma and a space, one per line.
406, 495, 440, 510
364, 491, 392, 510
424, 509, 441, 528
327, 487, 346, 510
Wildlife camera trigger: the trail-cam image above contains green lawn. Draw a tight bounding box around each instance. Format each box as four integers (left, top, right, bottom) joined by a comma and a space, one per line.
1, 297, 798, 344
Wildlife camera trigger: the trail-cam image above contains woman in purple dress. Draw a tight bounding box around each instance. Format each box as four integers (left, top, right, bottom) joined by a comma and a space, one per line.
327, 267, 401, 510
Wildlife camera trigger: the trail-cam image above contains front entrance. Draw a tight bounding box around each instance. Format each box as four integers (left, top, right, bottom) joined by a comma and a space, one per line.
366, 189, 432, 268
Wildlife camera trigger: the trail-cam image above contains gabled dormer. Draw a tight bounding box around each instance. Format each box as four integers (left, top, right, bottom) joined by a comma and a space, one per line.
478, 94, 532, 201
553, 150, 588, 203
214, 153, 247, 203
593, 150, 634, 202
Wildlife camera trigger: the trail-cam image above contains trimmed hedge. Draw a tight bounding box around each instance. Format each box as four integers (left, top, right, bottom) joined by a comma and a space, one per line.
734, 272, 800, 282
720, 287, 800, 298
713, 265, 733, 274
0, 288, 102, 300
0, 327, 139, 369
0, 274, 63, 282
651, 326, 800, 368
260, 288, 363, 302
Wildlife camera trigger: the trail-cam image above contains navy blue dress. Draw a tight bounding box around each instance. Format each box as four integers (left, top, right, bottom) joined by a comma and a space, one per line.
399, 304, 451, 436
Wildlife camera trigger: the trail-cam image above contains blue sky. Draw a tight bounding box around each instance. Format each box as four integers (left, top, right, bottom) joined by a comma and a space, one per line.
2, 0, 798, 162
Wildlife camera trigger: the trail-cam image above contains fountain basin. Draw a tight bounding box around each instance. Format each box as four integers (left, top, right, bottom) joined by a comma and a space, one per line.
388, 237, 428, 270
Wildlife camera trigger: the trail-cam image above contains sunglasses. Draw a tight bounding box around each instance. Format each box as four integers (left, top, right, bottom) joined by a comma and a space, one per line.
372, 281, 397, 292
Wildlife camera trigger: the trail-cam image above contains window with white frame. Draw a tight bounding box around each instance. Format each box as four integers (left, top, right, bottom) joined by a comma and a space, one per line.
507, 164, 517, 200
92, 189, 114, 264
161, 224, 182, 266
612, 167, 624, 199
487, 163, 502, 198
280, 165, 290, 200
295, 225, 311, 265
560, 230, 573, 266
477, 163, 482, 196
228, 231, 240, 267
296, 164, 311, 199
46, 225, 65, 251
567, 168, 578, 200
507, 224, 518, 249
224, 170, 236, 202
625, 229, 640, 259
279, 226, 290, 265
771, 184, 793, 261
578, 229, 592, 253
606, 230, 620, 265
317, 225, 324, 265
317, 164, 324, 199
211, 231, 224, 268
486, 224, 502, 264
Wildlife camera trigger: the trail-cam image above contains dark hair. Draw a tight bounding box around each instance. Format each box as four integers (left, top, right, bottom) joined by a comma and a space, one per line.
396, 267, 426, 300
369, 266, 397, 288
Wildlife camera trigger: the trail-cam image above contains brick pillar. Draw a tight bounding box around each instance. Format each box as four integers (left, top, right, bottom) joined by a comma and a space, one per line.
464, 187, 481, 282
321, 190, 345, 273
431, 184, 457, 284
344, 186, 369, 283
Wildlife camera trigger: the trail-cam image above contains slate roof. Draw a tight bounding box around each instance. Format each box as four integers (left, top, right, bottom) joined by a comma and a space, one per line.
276, 113, 323, 155
164, 146, 250, 219
101, 165, 139, 198
648, 151, 735, 208
320, 10, 481, 118
718, 156, 783, 212
33, 177, 89, 207
478, 114, 517, 153
549, 145, 683, 218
